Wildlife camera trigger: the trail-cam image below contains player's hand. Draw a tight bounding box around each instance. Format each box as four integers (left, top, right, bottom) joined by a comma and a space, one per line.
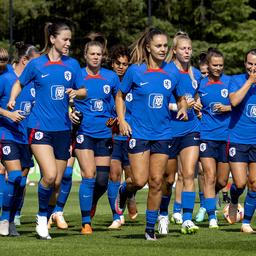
7, 99, 16, 110
176, 108, 188, 121
69, 111, 80, 125
7, 110, 25, 122
119, 119, 132, 136
66, 88, 77, 99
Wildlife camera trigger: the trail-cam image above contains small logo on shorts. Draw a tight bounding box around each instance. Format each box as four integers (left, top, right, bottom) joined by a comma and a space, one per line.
200, 143, 207, 152
129, 139, 136, 149
76, 135, 84, 144
2, 146, 11, 155
229, 147, 236, 157
35, 132, 43, 140
64, 71, 72, 81
103, 85, 111, 94
163, 79, 172, 89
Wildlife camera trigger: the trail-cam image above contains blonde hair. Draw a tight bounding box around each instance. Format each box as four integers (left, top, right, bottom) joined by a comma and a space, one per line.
129, 27, 168, 65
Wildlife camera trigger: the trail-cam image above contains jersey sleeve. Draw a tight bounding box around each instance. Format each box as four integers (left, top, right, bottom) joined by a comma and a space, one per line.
173, 73, 186, 97
19, 60, 36, 87
119, 65, 134, 94
111, 73, 120, 97
72, 60, 85, 90
0, 77, 5, 98
229, 75, 242, 94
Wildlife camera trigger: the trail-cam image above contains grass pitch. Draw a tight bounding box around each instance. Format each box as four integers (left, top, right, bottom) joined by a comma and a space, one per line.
0, 183, 256, 256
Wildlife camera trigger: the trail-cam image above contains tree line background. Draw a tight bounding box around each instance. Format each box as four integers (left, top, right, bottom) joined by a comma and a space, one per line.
0, 0, 256, 74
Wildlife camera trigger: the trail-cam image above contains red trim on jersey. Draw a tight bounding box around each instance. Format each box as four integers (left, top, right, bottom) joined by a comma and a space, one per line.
145, 68, 167, 74
179, 70, 189, 74
206, 80, 224, 86
44, 61, 66, 66
84, 74, 105, 80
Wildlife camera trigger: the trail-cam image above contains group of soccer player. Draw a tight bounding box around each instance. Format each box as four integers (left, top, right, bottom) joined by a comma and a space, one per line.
0, 21, 256, 241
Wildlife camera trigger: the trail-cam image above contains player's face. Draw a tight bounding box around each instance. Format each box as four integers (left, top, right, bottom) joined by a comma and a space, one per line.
84, 45, 103, 69
245, 53, 256, 75
174, 39, 192, 64
112, 56, 129, 77
199, 64, 208, 77
147, 34, 168, 62
208, 56, 224, 78
51, 29, 71, 55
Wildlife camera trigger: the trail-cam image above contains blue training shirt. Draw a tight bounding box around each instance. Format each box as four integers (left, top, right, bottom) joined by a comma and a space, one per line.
229, 73, 256, 144
19, 54, 84, 132
119, 63, 182, 140
75, 67, 119, 138
198, 74, 231, 141
164, 61, 201, 137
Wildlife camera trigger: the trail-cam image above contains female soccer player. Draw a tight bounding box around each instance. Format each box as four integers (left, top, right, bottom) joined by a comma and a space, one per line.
198, 48, 231, 229
115, 28, 187, 240
228, 49, 256, 233
158, 32, 201, 235
7, 22, 86, 239
73, 40, 119, 235
0, 43, 39, 236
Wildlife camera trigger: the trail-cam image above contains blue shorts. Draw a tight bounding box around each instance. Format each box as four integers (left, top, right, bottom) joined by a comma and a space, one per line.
169, 132, 200, 159
200, 140, 229, 163
75, 135, 113, 157
229, 143, 256, 163
0, 140, 34, 168
128, 138, 172, 155
112, 139, 129, 166
28, 129, 71, 160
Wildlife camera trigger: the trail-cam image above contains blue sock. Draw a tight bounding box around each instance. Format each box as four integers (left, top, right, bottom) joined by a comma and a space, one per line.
92, 166, 110, 206
199, 192, 205, 208
107, 180, 121, 221
47, 205, 55, 220
10, 176, 27, 222
160, 195, 171, 216
230, 183, 244, 204
79, 177, 95, 225
182, 191, 196, 221
1, 170, 22, 221
243, 190, 256, 224
173, 201, 182, 214
204, 197, 216, 220
54, 166, 73, 212
38, 182, 54, 217
0, 173, 5, 210
145, 209, 158, 232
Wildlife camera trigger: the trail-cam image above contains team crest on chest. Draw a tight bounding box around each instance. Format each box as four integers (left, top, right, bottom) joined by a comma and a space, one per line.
64, 71, 72, 81
103, 85, 111, 94
125, 93, 133, 102
2, 146, 11, 155
163, 79, 172, 89
30, 88, 36, 97
221, 89, 228, 98
35, 132, 44, 140
192, 80, 198, 89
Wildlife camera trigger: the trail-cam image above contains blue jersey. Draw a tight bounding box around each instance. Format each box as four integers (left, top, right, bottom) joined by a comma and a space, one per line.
119, 63, 182, 140
75, 67, 119, 138
229, 73, 256, 144
0, 67, 35, 144
19, 54, 84, 132
164, 62, 201, 137
198, 74, 231, 141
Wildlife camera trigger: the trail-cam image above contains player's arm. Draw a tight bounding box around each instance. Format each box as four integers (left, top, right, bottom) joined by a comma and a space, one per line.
7, 80, 22, 110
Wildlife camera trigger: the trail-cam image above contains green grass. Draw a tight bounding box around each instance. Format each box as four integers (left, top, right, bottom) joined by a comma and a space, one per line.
0, 184, 256, 256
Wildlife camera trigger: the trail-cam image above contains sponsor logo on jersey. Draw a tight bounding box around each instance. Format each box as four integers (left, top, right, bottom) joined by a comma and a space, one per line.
192, 80, 198, 89
163, 79, 172, 89
41, 74, 49, 78
246, 104, 256, 118
2, 146, 11, 155
76, 135, 84, 144
35, 132, 43, 140
129, 139, 136, 149
90, 99, 103, 111
103, 85, 111, 94
148, 93, 163, 109
209, 102, 221, 115
64, 71, 72, 81
20, 101, 32, 116
139, 82, 149, 86
125, 93, 133, 102
51, 85, 65, 100
200, 143, 207, 152
221, 89, 228, 98
229, 147, 236, 157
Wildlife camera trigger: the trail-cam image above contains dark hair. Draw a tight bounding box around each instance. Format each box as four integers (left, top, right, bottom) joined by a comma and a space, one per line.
198, 52, 207, 66
0, 48, 9, 64
13, 41, 39, 64
206, 48, 224, 64
41, 22, 71, 54
130, 27, 168, 64
110, 44, 130, 63
245, 48, 256, 62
